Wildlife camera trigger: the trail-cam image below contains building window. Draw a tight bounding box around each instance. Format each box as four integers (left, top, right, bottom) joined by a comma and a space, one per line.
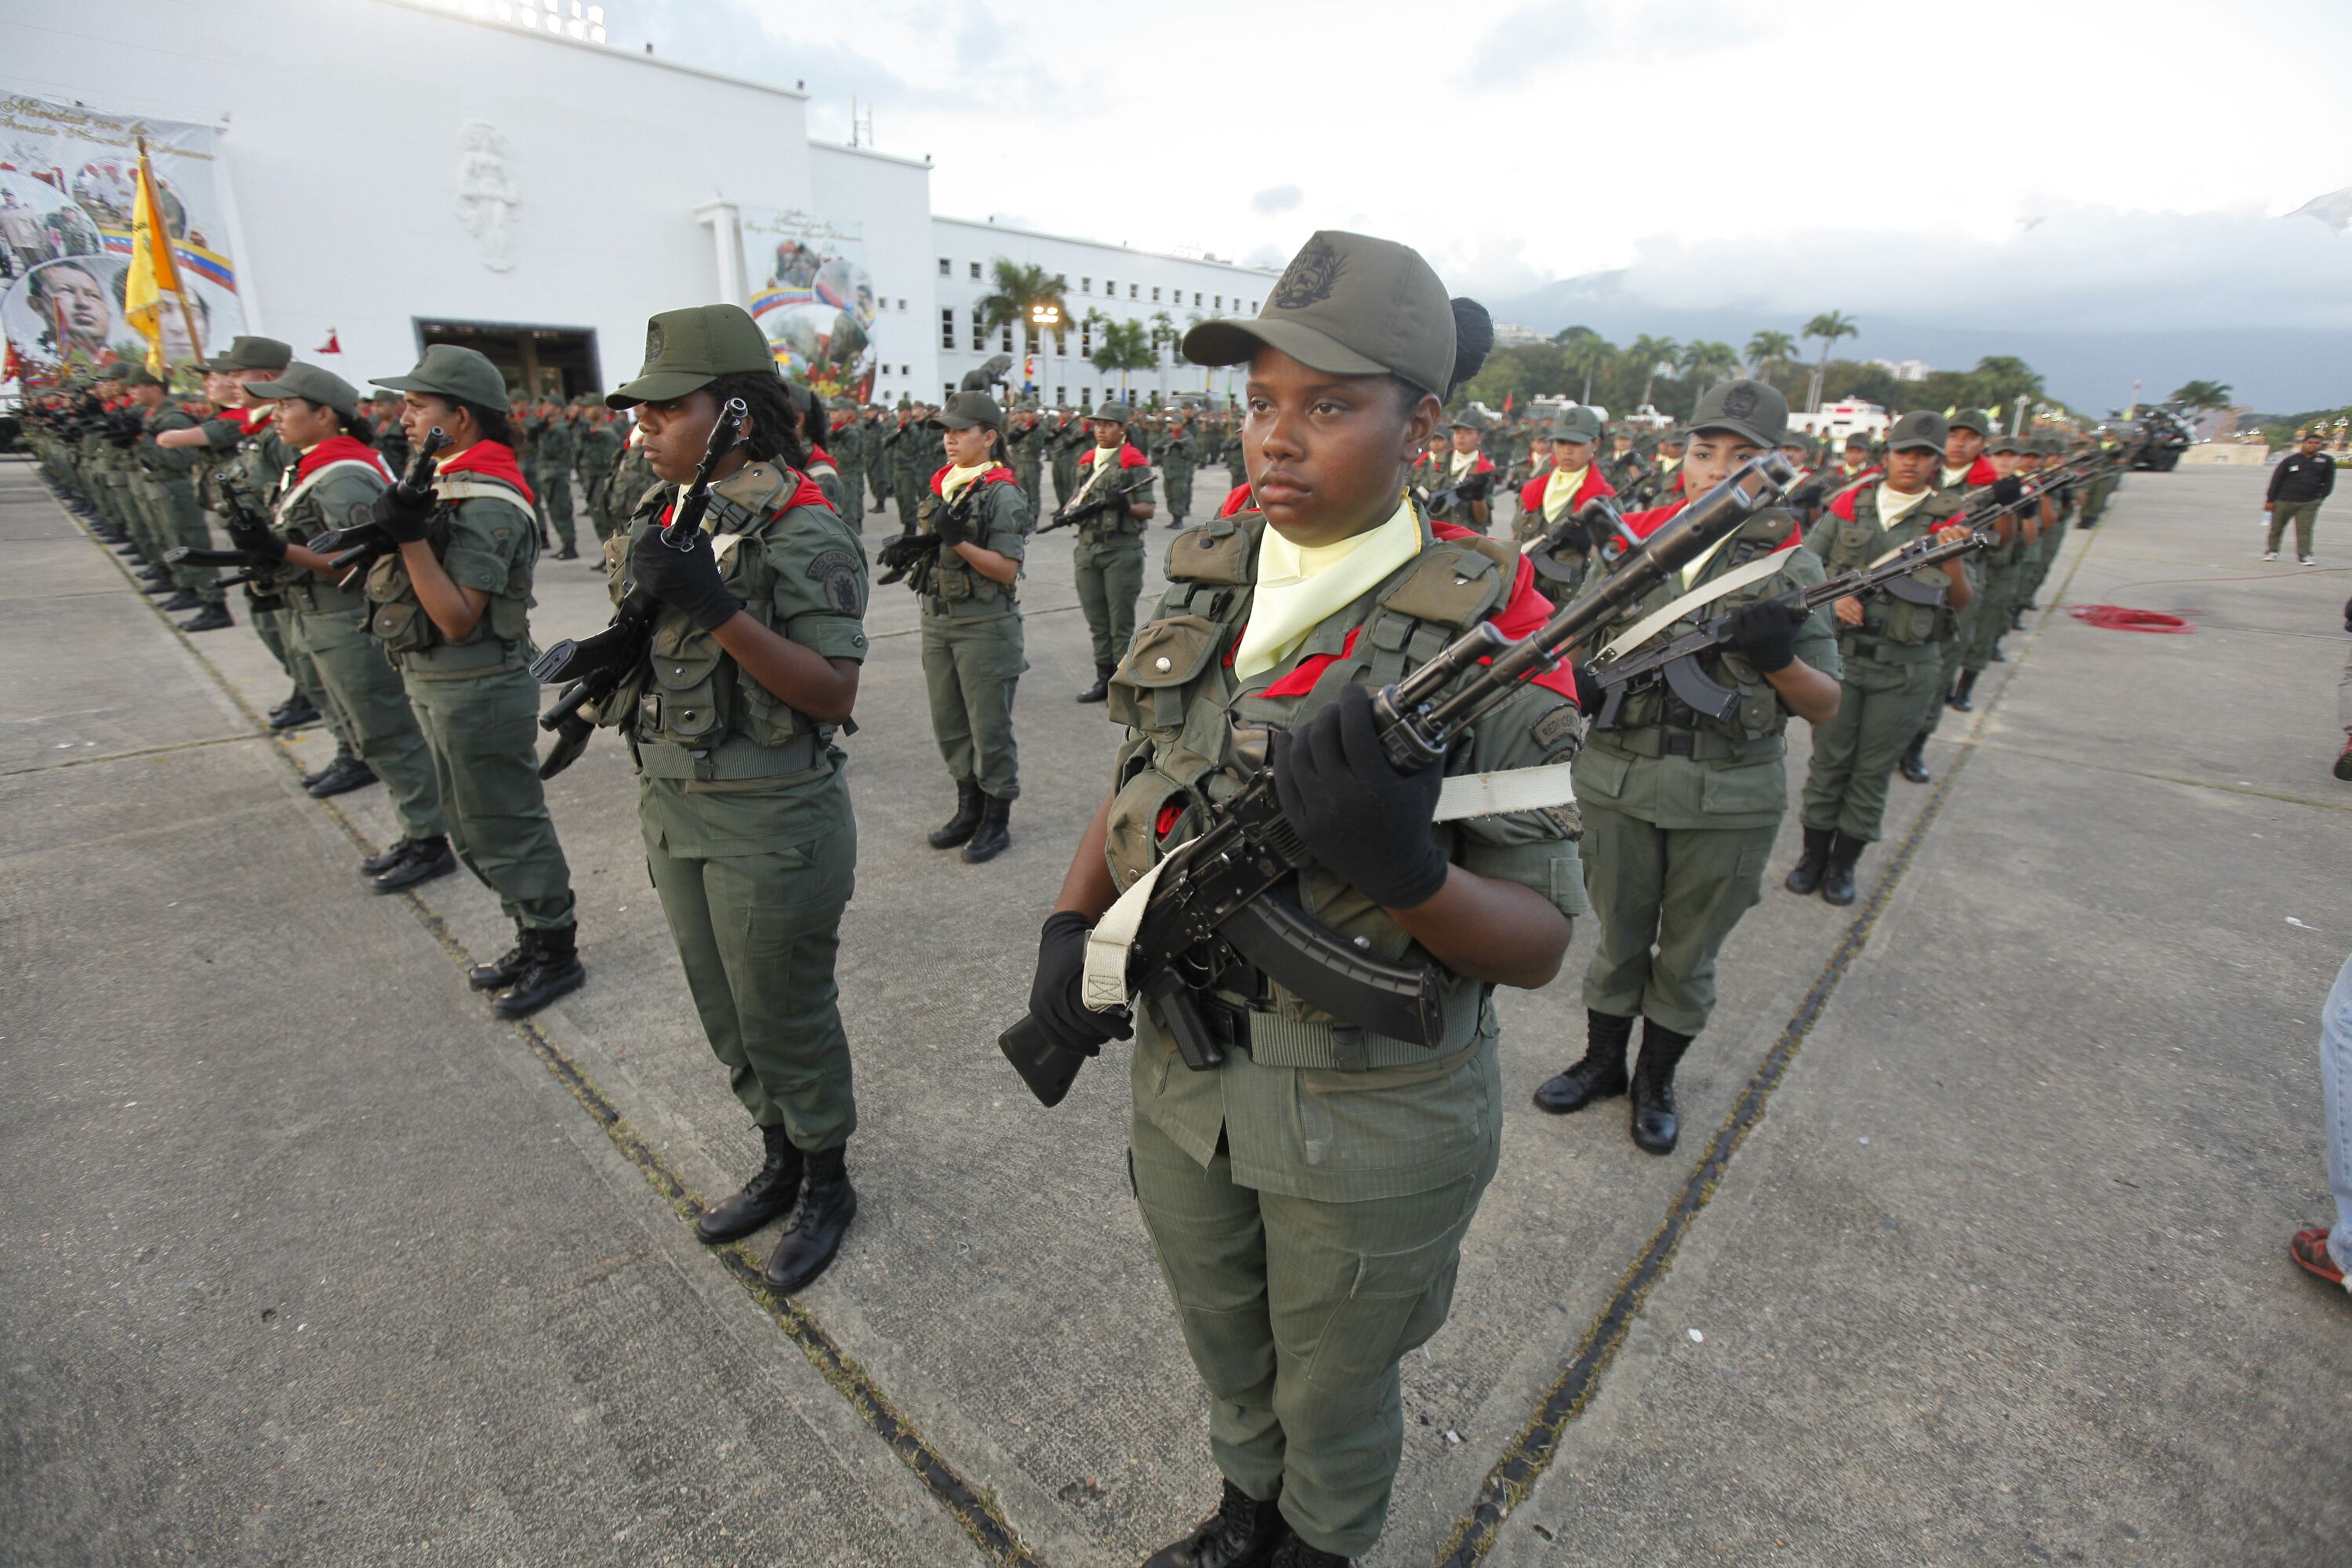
1152, 286, 1161, 302
897, 299, 907, 312
940, 307, 956, 350
1081, 321, 1093, 356
969, 260, 981, 280
1193, 292, 1203, 307
938, 257, 949, 276
971, 307, 984, 351
1000, 324, 1014, 352
1055, 332, 1066, 357
1056, 384, 1065, 405
1081, 278, 1091, 294
1214, 296, 1223, 310
945, 382, 956, 401
1129, 283, 1139, 300
1106, 278, 1116, 296
1081, 387, 1092, 408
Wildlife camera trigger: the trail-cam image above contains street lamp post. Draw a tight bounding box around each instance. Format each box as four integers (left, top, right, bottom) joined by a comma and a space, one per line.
1030, 303, 1060, 403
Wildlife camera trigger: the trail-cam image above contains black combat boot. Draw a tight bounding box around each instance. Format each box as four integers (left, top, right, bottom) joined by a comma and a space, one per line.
2009, 607, 2026, 630
1629, 1019, 1697, 1156
1268, 1533, 1352, 1568
1820, 832, 1863, 908
1142, 1478, 1289, 1568
303, 746, 354, 789
1897, 733, 1932, 785
927, 779, 983, 849
764, 1145, 856, 1294
268, 690, 319, 731
1945, 670, 1977, 712
306, 753, 378, 798
961, 793, 1011, 863
360, 836, 426, 877
467, 921, 533, 990
1988, 641, 2007, 663
696, 1123, 804, 1244
491, 924, 585, 1018
159, 589, 202, 612
178, 603, 234, 633
1076, 664, 1113, 702
369, 833, 456, 894
1532, 1010, 1635, 1114
555, 543, 579, 560
1782, 825, 1833, 895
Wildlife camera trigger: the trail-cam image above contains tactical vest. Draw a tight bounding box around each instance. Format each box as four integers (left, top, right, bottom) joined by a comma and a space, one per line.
1815, 488, 1964, 659
593, 468, 833, 785
916, 474, 1022, 622
1073, 455, 1147, 542
1102, 509, 1526, 1068
363, 474, 535, 666
1590, 507, 1803, 755
270, 458, 387, 614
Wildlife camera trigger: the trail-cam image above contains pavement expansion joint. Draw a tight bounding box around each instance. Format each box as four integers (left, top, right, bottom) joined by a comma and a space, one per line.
54, 489, 1046, 1568
0, 728, 266, 776
1433, 517, 2111, 1567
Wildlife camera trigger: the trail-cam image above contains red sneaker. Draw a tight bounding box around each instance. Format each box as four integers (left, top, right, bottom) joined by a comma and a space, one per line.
2290, 1228, 2347, 1287
2334, 739, 2352, 782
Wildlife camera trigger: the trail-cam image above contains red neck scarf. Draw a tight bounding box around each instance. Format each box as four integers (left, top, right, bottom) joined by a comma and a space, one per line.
294, 434, 393, 486
808, 444, 834, 467
658, 466, 832, 527
1082, 442, 1149, 469
929, 462, 1018, 496
436, 439, 535, 504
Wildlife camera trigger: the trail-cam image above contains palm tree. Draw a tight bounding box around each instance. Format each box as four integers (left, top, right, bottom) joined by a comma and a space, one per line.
1801, 310, 1859, 412
1623, 334, 1678, 412
2170, 378, 2233, 412
1745, 328, 1797, 382
1095, 318, 1156, 397
1679, 339, 1740, 405
1969, 354, 2044, 412
976, 259, 1069, 379
1561, 333, 1618, 405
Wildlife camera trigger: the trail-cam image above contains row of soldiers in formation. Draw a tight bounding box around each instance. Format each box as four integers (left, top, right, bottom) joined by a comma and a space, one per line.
16, 245, 2132, 1565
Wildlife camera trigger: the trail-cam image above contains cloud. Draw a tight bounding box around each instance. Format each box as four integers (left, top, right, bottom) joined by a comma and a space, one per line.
1467, 0, 1764, 78
1250, 185, 1303, 215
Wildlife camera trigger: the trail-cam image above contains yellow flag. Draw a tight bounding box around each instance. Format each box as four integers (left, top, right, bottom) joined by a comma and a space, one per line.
124, 144, 181, 376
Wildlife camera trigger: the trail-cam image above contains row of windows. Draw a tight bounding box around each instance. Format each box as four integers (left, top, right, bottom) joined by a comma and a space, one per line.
939, 309, 1199, 357
935, 257, 1254, 314
941, 383, 1134, 408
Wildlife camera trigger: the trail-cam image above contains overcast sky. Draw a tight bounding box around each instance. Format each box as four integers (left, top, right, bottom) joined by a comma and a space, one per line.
629, 0, 2352, 394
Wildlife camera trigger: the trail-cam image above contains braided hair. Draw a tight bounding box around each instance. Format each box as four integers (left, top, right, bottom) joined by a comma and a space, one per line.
706, 370, 809, 470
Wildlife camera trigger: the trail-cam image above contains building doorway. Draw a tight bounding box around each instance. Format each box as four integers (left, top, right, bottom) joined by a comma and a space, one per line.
413, 318, 601, 401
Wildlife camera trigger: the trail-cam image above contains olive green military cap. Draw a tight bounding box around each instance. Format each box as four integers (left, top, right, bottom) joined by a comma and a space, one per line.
1886, 410, 1948, 452
119, 365, 165, 389
571, 391, 600, 407
931, 390, 1004, 433
1446, 408, 1488, 431
1182, 230, 1457, 397
248, 361, 362, 419
1689, 379, 1788, 448
94, 363, 127, 381
1987, 433, 2023, 455
608, 305, 775, 408
372, 343, 510, 411
1548, 406, 1604, 446
1091, 401, 1134, 427
1949, 408, 1994, 437
215, 336, 293, 372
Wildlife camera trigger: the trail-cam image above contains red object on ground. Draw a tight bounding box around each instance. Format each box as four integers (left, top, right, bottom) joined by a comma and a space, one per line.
2067, 604, 2195, 633
2290, 1228, 2345, 1287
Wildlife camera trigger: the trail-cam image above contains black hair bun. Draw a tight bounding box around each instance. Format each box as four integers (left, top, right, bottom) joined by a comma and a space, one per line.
1449, 297, 1494, 394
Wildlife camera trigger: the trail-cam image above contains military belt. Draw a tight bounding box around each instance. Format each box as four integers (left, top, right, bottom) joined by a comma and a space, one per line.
633, 730, 826, 785
1839, 630, 1941, 666
1589, 728, 1783, 763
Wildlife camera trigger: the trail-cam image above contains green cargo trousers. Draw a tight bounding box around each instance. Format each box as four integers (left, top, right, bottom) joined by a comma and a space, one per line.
1164, 466, 1195, 523
141, 476, 223, 603
1128, 1111, 1492, 1559
643, 809, 858, 1152
256, 601, 347, 743
1918, 562, 1979, 741
920, 612, 1025, 800
539, 470, 575, 550
1963, 560, 2022, 673
1073, 531, 1145, 672
1802, 652, 1943, 843
2270, 500, 2323, 558
1578, 803, 1777, 1036
248, 597, 298, 678
287, 603, 445, 840
401, 658, 577, 929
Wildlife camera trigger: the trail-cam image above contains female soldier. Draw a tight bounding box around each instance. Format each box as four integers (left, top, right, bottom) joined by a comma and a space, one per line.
232, 362, 452, 890
1023, 233, 1584, 1568
1530, 381, 1842, 1154
593, 305, 869, 1296
916, 387, 1031, 864
365, 343, 584, 1018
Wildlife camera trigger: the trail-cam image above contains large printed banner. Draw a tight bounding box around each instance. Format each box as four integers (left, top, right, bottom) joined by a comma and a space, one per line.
0, 95, 245, 381
737, 207, 877, 405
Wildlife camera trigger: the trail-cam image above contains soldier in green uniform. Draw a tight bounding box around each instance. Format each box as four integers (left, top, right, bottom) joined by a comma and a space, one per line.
1788, 411, 1976, 904
605, 424, 655, 539
2018, 435, 2074, 610
1068, 401, 1156, 702
1022, 233, 1584, 1568
912, 390, 1033, 863
535, 394, 581, 558
372, 390, 412, 474
1159, 409, 1199, 529
1007, 401, 1048, 499
572, 394, 622, 543
893, 404, 933, 532
121, 367, 232, 630
865, 405, 895, 515
366, 345, 585, 1017
1533, 382, 1842, 1152
1956, 432, 2044, 684
594, 305, 869, 1295
825, 403, 866, 524
1911, 409, 1994, 766
234, 362, 454, 888
1050, 408, 1087, 505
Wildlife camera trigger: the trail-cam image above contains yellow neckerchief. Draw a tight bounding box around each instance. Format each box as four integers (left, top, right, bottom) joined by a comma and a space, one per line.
1542, 463, 1591, 521
1450, 447, 1479, 478
1070, 441, 1123, 503
1875, 482, 1932, 531
1234, 488, 1420, 679
940, 461, 992, 501
1940, 464, 1967, 489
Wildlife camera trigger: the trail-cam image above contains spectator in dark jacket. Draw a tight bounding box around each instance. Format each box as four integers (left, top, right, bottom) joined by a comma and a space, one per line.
2267, 430, 2336, 564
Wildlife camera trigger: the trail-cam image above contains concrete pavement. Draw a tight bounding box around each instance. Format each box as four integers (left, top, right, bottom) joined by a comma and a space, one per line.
2, 455, 2345, 1566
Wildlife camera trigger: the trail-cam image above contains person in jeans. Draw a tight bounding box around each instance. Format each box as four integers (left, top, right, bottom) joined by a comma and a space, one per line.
2337, 597, 2352, 783
2266, 430, 2335, 564
2291, 952, 2352, 1290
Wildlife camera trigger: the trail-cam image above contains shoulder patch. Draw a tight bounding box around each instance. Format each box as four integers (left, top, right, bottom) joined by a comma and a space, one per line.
349, 501, 376, 529
1532, 703, 1582, 757
804, 547, 862, 615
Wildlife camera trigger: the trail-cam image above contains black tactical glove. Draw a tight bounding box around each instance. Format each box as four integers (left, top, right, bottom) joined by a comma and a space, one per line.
1027, 910, 1133, 1057
368, 482, 435, 544
225, 513, 285, 564
1271, 682, 1448, 910
1992, 474, 2026, 507
932, 498, 968, 549
630, 524, 741, 632
1570, 663, 1605, 716
1725, 597, 1805, 674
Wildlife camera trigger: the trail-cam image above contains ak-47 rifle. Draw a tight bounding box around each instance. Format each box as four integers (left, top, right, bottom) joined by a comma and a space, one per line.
1585, 458, 2098, 730
1519, 493, 1642, 586
1423, 463, 1497, 523
873, 476, 988, 596
998, 452, 1802, 1108
529, 397, 749, 780
304, 428, 451, 584
1038, 472, 1152, 535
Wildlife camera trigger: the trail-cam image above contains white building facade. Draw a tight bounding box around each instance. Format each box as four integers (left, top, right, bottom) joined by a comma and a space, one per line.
2, 0, 1281, 413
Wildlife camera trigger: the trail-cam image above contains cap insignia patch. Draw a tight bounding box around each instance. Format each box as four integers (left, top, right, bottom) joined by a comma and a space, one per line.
1271, 238, 1344, 310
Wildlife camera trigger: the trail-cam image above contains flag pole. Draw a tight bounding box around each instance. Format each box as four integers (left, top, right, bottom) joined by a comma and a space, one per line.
136, 135, 206, 381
